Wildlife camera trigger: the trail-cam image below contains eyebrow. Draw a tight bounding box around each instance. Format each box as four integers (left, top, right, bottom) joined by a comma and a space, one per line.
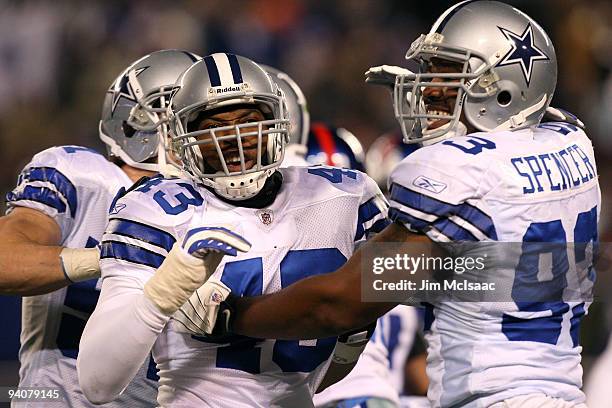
204, 110, 262, 123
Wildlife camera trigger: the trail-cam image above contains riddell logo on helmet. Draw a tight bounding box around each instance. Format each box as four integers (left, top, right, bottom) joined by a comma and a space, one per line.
209, 83, 248, 95
215, 86, 241, 93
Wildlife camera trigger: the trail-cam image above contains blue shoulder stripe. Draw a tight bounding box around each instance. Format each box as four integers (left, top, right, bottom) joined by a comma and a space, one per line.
388, 207, 430, 231
100, 241, 165, 269
368, 218, 390, 235
389, 207, 479, 241
355, 197, 384, 240
389, 183, 497, 240
106, 218, 175, 252
6, 186, 67, 214
27, 167, 78, 217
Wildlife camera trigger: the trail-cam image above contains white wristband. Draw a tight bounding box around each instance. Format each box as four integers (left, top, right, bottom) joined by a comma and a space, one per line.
144, 243, 223, 316
60, 247, 101, 283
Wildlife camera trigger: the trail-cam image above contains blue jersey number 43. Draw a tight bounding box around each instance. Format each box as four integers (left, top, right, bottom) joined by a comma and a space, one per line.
194, 248, 347, 374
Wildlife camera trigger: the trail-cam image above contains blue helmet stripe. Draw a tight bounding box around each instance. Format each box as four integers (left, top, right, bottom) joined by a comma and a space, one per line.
435, 0, 479, 33
204, 55, 221, 87
226, 53, 243, 84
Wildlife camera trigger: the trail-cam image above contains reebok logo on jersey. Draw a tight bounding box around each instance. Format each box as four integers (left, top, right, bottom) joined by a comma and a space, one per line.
413, 175, 447, 194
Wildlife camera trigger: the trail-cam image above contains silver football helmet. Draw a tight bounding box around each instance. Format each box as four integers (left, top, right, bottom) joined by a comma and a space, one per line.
261, 65, 310, 157
169, 53, 290, 200
394, 0, 557, 145
99, 49, 201, 172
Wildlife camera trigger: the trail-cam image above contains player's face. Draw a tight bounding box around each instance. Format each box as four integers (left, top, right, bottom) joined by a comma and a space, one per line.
422, 58, 463, 130
193, 106, 269, 173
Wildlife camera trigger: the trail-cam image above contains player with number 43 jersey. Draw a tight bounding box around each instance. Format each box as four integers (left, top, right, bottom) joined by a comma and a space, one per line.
77, 53, 388, 407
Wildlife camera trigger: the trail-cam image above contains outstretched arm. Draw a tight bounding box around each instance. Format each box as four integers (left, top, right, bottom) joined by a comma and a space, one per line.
0, 208, 98, 295
231, 223, 430, 339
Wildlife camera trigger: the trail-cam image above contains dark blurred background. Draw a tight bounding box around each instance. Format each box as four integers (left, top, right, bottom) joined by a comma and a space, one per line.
0, 0, 610, 392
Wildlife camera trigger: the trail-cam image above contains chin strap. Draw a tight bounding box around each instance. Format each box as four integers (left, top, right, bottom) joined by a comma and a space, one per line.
212, 170, 270, 201
420, 121, 467, 146
494, 94, 548, 131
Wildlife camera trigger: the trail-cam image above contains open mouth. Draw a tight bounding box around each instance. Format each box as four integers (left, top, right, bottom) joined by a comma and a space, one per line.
225, 153, 255, 172
426, 108, 451, 130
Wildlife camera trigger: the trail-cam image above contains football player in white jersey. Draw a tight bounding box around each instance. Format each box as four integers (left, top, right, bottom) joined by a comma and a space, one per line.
1, 49, 201, 406
77, 52, 388, 407
265, 67, 421, 408
202, 2, 600, 408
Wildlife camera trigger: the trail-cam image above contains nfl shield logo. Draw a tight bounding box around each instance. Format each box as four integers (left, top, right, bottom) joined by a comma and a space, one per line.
256, 209, 273, 225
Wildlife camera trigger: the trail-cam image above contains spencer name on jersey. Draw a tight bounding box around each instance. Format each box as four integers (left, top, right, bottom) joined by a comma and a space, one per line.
6, 146, 158, 407
388, 124, 599, 408
99, 165, 388, 407
511, 123, 596, 194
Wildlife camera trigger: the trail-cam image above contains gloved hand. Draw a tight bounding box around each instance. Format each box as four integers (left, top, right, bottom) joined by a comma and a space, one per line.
172, 277, 234, 336
365, 65, 414, 88
144, 227, 250, 316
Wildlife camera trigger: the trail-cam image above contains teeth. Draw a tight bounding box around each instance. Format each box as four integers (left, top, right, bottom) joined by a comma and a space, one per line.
427, 110, 450, 117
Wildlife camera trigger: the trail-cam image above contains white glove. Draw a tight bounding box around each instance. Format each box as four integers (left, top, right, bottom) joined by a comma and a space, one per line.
172, 278, 232, 335
60, 247, 101, 282
365, 65, 414, 88
144, 227, 250, 316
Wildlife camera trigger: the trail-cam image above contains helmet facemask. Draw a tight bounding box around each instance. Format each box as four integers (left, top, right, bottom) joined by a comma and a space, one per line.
171, 92, 290, 200
393, 33, 500, 145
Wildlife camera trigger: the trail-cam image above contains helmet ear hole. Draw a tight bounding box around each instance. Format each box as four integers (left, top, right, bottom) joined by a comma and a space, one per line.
122, 122, 137, 138
497, 91, 512, 107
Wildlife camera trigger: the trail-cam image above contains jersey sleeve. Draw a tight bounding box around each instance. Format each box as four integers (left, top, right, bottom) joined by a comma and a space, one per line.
6, 147, 82, 239
388, 145, 498, 242
354, 174, 390, 244
99, 177, 199, 286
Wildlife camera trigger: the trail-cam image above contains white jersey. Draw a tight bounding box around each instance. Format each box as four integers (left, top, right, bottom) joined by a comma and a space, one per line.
281, 145, 310, 167
99, 165, 388, 407
388, 124, 600, 408
314, 306, 419, 407
6, 146, 158, 407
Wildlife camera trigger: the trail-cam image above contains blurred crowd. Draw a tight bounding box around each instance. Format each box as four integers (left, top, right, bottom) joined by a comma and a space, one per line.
0, 0, 610, 371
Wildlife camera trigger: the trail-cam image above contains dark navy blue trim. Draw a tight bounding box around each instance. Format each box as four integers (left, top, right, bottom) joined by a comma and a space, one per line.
435, 0, 478, 33
182, 51, 200, 62
434, 218, 478, 241
368, 218, 391, 235
6, 186, 67, 214
204, 55, 221, 87
389, 206, 479, 241
388, 207, 430, 231
226, 53, 243, 84
27, 167, 78, 217
106, 218, 175, 252
355, 198, 383, 240
182, 227, 249, 248
389, 183, 497, 240
100, 241, 165, 268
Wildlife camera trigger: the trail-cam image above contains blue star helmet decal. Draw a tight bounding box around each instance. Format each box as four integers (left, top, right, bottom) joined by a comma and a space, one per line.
497, 23, 549, 87
110, 66, 149, 114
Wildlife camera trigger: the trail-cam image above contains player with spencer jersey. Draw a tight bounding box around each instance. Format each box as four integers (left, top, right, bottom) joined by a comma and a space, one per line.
0, 49, 200, 406
200, 2, 599, 408
77, 53, 388, 407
